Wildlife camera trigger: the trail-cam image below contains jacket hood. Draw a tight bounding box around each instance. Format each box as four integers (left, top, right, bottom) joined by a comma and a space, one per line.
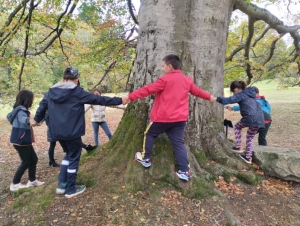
7, 105, 27, 124
48, 82, 77, 103
243, 87, 256, 98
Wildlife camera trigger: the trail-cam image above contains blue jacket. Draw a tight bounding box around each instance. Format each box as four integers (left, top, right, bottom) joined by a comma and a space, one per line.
217, 87, 265, 128
34, 82, 122, 141
7, 105, 33, 145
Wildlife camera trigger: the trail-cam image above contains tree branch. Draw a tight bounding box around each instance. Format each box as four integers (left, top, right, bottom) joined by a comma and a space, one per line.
244, 16, 256, 84
91, 61, 117, 90
18, 0, 36, 91
127, 0, 139, 25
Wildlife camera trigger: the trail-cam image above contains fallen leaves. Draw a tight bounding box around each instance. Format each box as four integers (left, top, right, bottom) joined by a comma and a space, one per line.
261, 178, 296, 196
214, 176, 244, 196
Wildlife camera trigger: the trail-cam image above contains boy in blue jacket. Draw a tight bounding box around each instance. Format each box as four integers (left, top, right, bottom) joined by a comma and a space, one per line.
34, 66, 128, 198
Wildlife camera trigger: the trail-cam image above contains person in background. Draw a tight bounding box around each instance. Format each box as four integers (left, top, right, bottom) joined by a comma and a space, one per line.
7, 90, 44, 192
33, 66, 129, 198
128, 54, 216, 181
85, 88, 126, 147
228, 86, 272, 146
216, 81, 264, 164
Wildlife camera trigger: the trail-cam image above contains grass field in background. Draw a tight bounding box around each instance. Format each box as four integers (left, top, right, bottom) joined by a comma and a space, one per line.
1, 81, 299, 119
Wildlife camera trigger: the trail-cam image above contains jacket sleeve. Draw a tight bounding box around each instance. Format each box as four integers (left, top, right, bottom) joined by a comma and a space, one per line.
79, 89, 122, 106
34, 94, 48, 123
189, 82, 211, 100
265, 100, 271, 113
128, 78, 165, 101
216, 93, 244, 105
17, 111, 30, 126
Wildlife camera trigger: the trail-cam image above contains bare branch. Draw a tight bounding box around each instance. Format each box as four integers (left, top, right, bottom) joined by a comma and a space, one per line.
262, 33, 286, 66
225, 26, 271, 62
18, 0, 36, 91
91, 61, 117, 90
127, 0, 139, 25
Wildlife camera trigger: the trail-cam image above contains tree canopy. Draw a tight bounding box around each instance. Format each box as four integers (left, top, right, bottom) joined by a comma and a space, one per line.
0, 0, 299, 96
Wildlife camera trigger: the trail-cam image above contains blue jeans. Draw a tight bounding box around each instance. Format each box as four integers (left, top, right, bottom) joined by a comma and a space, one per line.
92, 122, 112, 146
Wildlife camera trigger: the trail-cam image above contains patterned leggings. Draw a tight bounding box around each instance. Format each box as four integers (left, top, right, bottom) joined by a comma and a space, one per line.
234, 121, 259, 158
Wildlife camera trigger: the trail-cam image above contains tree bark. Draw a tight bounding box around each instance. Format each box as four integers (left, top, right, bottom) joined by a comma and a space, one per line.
106, 0, 247, 195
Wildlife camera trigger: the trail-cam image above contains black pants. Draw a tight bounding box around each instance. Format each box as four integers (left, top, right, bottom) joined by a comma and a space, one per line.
13, 145, 38, 184
258, 122, 271, 146
48, 141, 69, 162
142, 121, 189, 172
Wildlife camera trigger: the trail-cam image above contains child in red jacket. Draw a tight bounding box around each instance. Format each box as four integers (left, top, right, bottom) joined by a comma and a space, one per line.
128, 54, 216, 181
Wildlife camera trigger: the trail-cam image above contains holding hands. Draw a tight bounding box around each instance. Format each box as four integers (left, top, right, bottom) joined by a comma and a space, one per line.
122, 96, 131, 105
209, 95, 217, 103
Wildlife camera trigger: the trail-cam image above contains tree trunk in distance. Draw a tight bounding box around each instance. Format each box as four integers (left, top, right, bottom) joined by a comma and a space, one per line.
104, 0, 251, 197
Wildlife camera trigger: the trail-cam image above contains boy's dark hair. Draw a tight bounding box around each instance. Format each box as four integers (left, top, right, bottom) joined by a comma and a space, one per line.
91, 88, 101, 95
163, 54, 180, 69
13, 90, 34, 109
63, 66, 80, 80
252, 86, 259, 94
230, 80, 247, 92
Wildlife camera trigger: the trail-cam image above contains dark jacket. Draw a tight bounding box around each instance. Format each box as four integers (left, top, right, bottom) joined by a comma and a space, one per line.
217, 87, 265, 128
34, 82, 122, 141
7, 105, 33, 145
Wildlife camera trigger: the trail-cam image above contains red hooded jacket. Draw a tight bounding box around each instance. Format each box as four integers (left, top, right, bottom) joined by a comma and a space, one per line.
129, 70, 211, 122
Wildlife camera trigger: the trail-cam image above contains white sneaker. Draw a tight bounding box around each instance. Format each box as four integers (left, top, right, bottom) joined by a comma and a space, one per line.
10, 183, 28, 192
56, 188, 66, 195
27, 179, 45, 187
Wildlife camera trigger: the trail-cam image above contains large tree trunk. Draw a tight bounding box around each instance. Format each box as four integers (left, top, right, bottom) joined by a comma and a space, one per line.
106, 0, 248, 196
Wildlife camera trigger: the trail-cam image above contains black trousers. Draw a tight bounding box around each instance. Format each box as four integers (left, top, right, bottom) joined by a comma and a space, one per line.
258, 122, 271, 146
13, 145, 38, 184
142, 121, 189, 172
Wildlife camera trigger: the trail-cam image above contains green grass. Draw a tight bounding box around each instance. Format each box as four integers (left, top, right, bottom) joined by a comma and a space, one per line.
1, 82, 300, 119
224, 79, 300, 103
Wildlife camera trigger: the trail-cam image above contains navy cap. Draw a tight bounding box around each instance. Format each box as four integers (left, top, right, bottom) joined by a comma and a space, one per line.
64, 66, 80, 78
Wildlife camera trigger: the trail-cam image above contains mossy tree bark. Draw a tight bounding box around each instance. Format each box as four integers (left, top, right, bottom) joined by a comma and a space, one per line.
104, 0, 252, 197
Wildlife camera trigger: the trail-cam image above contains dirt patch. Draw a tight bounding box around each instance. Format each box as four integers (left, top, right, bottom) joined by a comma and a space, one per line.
1, 104, 300, 225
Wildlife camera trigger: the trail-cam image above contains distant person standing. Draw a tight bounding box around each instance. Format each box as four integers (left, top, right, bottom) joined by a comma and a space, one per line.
85, 88, 126, 147
229, 86, 272, 146
7, 90, 44, 191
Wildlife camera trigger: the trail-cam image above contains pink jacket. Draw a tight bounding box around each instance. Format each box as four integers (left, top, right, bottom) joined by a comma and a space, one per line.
129, 70, 211, 122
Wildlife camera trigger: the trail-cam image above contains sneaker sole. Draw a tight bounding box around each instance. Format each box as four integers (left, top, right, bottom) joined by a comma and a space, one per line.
65, 187, 86, 198
176, 173, 189, 182
231, 149, 245, 153
136, 159, 151, 168
239, 155, 252, 164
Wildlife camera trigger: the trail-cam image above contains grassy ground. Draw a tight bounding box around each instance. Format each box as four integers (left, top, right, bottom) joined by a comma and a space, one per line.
1, 81, 300, 225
